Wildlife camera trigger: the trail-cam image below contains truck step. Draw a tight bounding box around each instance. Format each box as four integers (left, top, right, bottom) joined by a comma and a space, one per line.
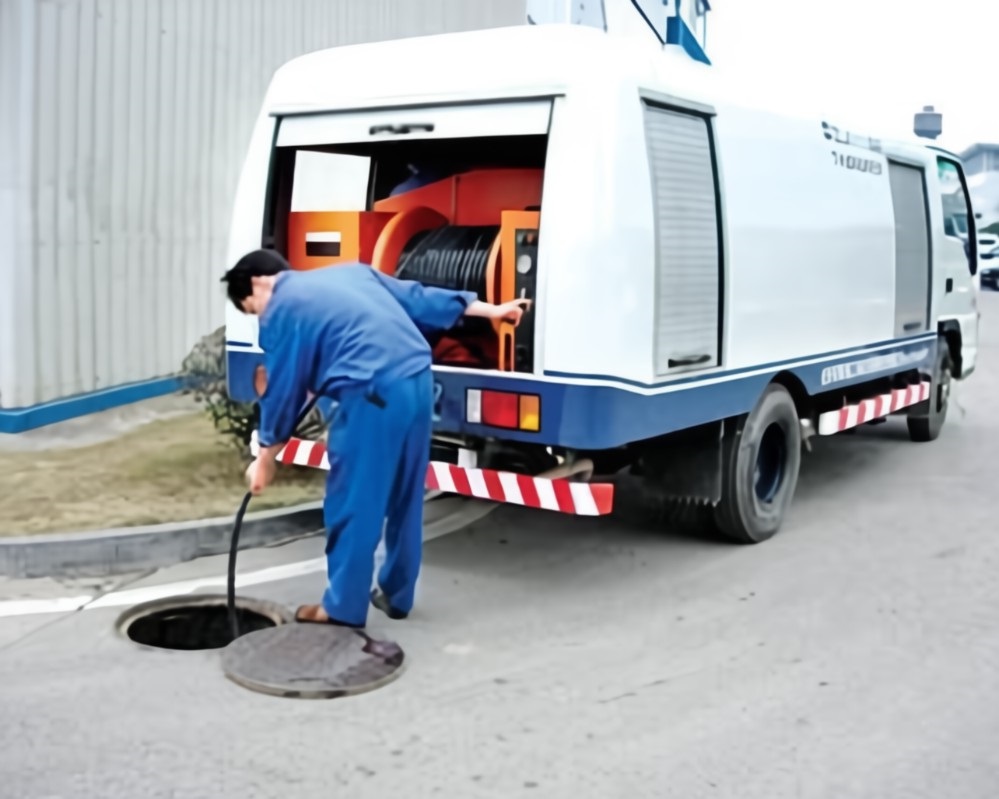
817, 380, 931, 436
250, 434, 615, 516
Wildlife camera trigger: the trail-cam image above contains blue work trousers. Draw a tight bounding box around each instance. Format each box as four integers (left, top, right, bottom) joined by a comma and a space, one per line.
320, 368, 433, 626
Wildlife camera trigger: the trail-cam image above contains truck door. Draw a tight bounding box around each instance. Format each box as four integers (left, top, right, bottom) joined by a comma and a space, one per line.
642, 101, 723, 376
932, 154, 980, 375
934, 155, 979, 310
887, 160, 932, 337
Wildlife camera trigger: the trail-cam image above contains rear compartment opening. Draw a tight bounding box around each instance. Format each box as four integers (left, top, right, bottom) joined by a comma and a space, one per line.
261, 115, 549, 374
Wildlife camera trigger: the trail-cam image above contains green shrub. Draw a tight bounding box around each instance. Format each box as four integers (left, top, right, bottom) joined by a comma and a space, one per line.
179, 326, 326, 455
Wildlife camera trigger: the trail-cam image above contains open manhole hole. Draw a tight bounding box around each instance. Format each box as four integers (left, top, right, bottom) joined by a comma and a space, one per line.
116, 594, 293, 651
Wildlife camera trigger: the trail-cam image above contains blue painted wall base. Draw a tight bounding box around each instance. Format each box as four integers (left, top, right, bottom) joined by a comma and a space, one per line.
0, 376, 183, 434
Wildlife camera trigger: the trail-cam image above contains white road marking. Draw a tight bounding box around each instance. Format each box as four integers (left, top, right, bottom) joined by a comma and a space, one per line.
0, 558, 329, 619
0, 497, 500, 619
0, 596, 95, 619
86, 556, 329, 610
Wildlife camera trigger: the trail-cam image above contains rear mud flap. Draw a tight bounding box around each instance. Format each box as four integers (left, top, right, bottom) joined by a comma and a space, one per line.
637, 420, 724, 505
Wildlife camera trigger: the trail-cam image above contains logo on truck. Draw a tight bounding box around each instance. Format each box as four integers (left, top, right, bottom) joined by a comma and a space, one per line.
830, 151, 883, 175
821, 121, 883, 152
820, 348, 930, 386
822, 121, 885, 176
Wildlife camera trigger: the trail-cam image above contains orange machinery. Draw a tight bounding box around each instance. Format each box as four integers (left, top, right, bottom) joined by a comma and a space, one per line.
286, 168, 542, 373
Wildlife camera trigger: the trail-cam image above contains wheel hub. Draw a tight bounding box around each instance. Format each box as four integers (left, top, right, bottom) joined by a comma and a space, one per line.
754, 423, 787, 503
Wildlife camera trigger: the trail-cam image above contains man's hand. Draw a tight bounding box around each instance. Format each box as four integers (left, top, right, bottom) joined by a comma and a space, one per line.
465, 298, 532, 327
494, 298, 532, 326
245, 456, 277, 496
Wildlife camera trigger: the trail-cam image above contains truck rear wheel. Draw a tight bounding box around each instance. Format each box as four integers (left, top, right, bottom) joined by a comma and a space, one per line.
907, 338, 951, 443
713, 384, 802, 544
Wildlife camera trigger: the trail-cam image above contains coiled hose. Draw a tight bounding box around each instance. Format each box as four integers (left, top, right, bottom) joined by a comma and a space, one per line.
395, 225, 499, 297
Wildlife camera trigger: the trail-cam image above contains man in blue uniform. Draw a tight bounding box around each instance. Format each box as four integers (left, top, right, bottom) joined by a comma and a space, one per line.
221, 249, 528, 628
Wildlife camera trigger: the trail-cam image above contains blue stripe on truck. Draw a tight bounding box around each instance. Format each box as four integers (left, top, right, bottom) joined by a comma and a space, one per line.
431, 336, 937, 450
226, 334, 937, 451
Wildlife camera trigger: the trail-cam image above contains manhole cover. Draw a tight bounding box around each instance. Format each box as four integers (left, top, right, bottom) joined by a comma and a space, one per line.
221, 623, 406, 699
116, 594, 292, 651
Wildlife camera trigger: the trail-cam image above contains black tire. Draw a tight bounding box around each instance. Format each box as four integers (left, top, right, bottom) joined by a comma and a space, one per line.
907, 337, 952, 443
713, 384, 802, 544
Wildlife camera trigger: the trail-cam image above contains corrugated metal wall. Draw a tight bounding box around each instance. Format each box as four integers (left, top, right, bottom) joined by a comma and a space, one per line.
0, 0, 525, 410
0, 0, 36, 412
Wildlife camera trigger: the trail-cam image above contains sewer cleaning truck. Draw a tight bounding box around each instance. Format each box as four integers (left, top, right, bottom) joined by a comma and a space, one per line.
225, 18, 980, 545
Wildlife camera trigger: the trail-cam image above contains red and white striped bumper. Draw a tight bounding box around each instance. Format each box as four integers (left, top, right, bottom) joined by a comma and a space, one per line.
250, 434, 615, 517
817, 380, 932, 435
425, 461, 614, 516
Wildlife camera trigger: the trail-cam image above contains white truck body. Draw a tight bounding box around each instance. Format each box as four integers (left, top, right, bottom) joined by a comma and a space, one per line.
227, 23, 980, 539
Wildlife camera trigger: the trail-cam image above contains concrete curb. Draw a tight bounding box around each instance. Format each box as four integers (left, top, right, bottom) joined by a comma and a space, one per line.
0, 502, 325, 579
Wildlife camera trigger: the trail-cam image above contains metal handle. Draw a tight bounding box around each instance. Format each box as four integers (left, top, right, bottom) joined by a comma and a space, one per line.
369, 123, 435, 136
668, 354, 711, 368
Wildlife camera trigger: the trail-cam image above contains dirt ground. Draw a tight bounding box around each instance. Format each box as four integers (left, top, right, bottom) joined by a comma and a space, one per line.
0, 411, 326, 535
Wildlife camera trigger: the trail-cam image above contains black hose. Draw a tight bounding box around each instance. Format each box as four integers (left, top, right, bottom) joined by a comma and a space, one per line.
227, 491, 254, 639
395, 225, 499, 297
226, 387, 331, 641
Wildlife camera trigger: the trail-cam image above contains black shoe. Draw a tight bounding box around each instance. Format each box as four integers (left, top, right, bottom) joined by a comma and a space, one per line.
370, 589, 408, 620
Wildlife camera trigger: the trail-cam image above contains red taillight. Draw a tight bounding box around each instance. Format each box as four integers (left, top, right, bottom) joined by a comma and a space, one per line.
482, 391, 519, 428
466, 389, 540, 431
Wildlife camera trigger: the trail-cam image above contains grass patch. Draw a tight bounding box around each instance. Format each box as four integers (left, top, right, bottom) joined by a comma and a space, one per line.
0, 412, 326, 536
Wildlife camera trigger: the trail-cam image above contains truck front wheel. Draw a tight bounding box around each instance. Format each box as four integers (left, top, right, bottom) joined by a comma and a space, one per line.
907, 337, 951, 443
713, 384, 802, 544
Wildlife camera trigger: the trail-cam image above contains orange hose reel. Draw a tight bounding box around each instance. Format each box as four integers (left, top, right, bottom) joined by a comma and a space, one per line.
496, 210, 540, 372
284, 169, 542, 371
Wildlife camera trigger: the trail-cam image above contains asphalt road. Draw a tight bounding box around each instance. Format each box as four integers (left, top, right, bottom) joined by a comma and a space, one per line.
1, 293, 997, 799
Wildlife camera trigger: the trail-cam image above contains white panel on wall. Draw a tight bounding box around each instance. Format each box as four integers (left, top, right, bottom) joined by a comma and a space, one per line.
4, 0, 526, 409
0, 0, 38, 410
